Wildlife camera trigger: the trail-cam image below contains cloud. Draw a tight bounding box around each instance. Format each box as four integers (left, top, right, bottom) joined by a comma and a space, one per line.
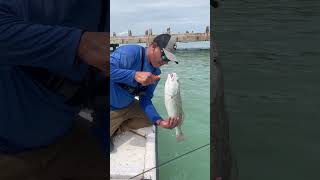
117, 31, 128, 36
110, 0, 209, 35
138, 1, 208, 9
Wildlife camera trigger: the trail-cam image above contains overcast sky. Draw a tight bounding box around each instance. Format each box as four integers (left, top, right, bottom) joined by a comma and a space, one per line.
110, 0, 210, 36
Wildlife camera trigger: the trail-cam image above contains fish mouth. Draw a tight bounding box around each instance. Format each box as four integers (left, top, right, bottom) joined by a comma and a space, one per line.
168, 73, 177, 80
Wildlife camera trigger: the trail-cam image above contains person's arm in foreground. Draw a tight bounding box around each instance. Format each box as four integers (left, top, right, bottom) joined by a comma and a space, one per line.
0, 5, 108, 75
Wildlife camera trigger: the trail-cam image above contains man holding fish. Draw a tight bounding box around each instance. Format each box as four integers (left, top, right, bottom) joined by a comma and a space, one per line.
110, 34, 183, 150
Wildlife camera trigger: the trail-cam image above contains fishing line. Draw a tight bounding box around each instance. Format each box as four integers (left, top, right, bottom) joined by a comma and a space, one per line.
129, 143, 210, 179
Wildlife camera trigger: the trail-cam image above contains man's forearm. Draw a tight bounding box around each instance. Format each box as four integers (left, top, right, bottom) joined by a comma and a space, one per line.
110, 67, 137, 86
140, 97, 162, 123
78, 32, 109, 77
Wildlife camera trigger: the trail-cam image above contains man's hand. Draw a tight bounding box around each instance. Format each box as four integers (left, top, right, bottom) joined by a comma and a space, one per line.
156, 117, 180, 129
77, 32, 109, 76
135, 71, 160, 86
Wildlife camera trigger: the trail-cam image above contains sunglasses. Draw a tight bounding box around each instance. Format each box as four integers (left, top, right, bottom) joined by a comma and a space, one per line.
161, 49, 170, 62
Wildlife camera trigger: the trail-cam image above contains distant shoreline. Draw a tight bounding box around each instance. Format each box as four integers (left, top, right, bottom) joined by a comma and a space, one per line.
176, 48, 210, 51
118, 41, 210, 50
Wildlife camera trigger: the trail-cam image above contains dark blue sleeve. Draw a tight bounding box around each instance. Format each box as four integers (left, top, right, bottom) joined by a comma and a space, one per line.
0, 4, 83, 74
139, 81, 162, 123
110, 51, 138, 87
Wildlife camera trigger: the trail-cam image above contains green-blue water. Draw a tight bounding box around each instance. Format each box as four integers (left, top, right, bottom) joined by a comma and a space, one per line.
153, 49, 210, 180
213, 1, 320, 179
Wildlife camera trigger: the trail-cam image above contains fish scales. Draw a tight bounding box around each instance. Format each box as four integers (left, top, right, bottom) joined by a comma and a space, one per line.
164, 73, 185, 141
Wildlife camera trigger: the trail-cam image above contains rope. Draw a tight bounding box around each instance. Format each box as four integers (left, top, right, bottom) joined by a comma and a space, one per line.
129, 143, 210, 179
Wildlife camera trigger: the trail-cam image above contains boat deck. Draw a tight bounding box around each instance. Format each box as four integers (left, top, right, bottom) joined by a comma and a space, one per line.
110, 126, 157, 180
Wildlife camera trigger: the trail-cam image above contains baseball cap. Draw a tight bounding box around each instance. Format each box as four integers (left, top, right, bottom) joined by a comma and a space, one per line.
152, 34, 179, 64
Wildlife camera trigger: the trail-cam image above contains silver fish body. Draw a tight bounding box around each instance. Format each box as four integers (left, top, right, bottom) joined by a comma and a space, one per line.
164, 73, 184, 141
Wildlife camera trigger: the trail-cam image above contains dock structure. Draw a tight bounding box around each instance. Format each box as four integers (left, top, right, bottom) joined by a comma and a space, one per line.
111, 26, 210, 45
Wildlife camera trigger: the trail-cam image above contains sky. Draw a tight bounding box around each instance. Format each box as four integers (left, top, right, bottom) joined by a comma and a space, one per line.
110, 0, 210, 36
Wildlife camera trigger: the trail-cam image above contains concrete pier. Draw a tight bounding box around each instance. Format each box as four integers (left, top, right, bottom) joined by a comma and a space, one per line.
111, 26, 210, 45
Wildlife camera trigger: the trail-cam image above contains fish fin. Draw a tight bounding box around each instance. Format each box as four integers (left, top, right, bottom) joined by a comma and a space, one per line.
176, 134, 185, 142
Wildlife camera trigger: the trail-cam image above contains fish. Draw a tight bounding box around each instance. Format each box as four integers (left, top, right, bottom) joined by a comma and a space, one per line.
164, 73, 185, 141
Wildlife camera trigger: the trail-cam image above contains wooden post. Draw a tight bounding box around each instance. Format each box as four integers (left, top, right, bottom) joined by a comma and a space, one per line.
166, 27, 171, 34
146, 28, 153, 46
206, 26, 209, 34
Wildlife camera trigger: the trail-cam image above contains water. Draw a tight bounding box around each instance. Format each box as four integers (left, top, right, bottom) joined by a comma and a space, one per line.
152, 48, 210, 180
121, 41, 210, 49
213, 1, 320, 179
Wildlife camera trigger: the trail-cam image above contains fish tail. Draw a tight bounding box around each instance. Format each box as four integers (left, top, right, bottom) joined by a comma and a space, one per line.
175, 127, 185, 141
176, 134, 185, 142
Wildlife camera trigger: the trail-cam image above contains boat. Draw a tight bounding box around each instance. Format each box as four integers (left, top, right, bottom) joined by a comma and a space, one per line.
110, 126, 158, 180
109, 45, 158, 180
